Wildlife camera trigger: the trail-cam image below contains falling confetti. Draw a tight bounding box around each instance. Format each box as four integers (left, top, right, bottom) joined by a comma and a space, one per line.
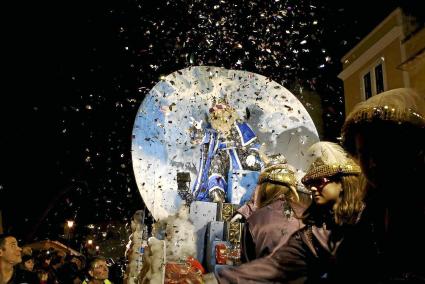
7, 0, 417, 252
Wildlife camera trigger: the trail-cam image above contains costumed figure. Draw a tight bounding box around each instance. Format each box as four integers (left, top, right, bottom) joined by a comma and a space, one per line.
124, 210, 149, 284
189, 98, 263, 203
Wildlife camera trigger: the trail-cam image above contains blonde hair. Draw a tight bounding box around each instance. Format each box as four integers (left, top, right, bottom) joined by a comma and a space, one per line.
255, 182, 292, 208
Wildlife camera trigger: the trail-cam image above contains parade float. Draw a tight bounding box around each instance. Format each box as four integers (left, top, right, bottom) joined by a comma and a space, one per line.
128, 66, 319, 283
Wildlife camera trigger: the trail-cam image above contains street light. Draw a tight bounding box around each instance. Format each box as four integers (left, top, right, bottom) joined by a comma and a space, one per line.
67, 220, 74, 229
65, 220, 75, 248
88, 239, 93, 245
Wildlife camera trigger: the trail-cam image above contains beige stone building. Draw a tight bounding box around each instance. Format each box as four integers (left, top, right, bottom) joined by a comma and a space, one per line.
338, 8, 425, 115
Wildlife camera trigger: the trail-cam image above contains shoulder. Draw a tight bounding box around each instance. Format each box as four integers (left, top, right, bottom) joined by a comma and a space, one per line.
235, 121, 255, 134
247, 204, 271, 223
11, 269, 39, 284
247, 200, 287, 223
234, 122, 257, 144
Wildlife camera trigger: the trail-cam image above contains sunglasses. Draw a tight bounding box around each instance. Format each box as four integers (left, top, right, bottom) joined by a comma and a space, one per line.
305, 177, 333, 191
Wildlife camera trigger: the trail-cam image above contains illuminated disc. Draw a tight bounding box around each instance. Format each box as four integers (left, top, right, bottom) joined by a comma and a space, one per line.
132, 66, 319, 220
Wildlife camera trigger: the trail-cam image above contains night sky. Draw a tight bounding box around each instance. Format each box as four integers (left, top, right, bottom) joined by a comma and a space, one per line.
2, 0, 422, 243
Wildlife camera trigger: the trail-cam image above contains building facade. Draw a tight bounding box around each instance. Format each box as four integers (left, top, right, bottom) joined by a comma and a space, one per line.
338, 8, 425, 115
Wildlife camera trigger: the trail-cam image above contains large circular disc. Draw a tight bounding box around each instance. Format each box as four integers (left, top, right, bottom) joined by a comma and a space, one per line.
132, 66, 319, 220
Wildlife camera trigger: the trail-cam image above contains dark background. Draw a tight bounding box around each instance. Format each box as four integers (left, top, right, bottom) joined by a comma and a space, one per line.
2, 0, 423, 245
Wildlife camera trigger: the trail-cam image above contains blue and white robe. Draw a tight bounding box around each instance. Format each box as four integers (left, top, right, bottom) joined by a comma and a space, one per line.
192, 121, 263, 202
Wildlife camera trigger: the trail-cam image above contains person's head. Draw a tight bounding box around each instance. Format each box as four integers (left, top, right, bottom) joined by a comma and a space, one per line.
342, 88, 424, 190
133, 210, 145, 223
40, 251, 52, 267
255, 162, 299, 208
0, 234, 22, 266
69, 255, 82, 270
52, 251, 66, 268
209, 101, 240, 135
302, 142, 364, 225
87, 257, 109, 281
56, 250, 67, 260
21, 254, 35, 271
21, 246, 33, 256
77, 255, 86, 270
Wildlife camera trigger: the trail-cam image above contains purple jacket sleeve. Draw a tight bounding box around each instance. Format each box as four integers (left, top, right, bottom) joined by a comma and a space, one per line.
236, 200, 256, 219
215, 231, 311, 284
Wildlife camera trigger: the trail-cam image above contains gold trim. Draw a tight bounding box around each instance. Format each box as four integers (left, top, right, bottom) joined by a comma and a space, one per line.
341, 105, 425, 148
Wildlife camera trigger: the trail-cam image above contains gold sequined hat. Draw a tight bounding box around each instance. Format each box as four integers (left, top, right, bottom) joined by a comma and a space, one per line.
341, 88, 425, 155
301, 142, 361, 185
258, 163, 297, 188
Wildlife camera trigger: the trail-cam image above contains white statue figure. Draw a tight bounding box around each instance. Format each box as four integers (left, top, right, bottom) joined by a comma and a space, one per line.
125, 210, 148, 284
138, 206, 201, 283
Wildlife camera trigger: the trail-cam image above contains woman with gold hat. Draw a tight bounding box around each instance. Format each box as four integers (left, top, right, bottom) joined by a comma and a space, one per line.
240, 160, 310, 262
206, 142, 364, 284
338, 88, 425, 282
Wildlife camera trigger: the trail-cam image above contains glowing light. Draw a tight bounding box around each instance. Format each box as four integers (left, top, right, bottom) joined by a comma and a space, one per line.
67, 220, 74, 228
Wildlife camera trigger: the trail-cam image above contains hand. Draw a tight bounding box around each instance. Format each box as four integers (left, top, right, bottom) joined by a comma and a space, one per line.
246, 155, 257, 167
230, 213, 243, 222
203, 273, 219, 284
189, 117, 203, 129
210, 189, 226, 203
189, 117, 204, 145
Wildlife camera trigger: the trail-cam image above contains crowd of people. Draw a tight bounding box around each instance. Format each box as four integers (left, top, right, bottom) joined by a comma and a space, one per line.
0, 235, 123, 284
2, 88, 424, 284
